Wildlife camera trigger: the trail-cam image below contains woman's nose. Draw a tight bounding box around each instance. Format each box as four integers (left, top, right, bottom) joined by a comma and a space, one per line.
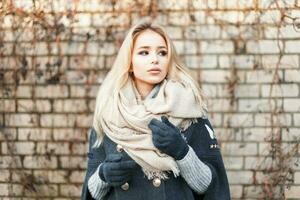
151, 53, 159, 64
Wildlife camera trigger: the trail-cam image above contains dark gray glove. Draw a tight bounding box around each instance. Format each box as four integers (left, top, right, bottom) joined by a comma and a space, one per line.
148, 116, 189, 160
99, 154, 138, 186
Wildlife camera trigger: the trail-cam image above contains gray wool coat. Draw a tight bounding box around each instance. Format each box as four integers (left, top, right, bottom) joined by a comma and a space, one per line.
81, 117, 231, 200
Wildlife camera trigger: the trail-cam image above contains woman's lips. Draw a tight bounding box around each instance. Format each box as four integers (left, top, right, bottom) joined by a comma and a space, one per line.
148, 70, 161, 74
148, 67, 161, 74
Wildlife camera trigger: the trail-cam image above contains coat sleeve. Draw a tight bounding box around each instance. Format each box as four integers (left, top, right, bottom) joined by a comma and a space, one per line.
185, 117, 231, 200
81, 128, 108, 200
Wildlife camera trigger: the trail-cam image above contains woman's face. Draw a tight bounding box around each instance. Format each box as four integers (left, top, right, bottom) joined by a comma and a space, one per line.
131, 29, 169, 90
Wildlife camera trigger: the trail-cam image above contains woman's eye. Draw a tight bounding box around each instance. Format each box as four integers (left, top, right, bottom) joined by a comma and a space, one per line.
159, 51, 167, 56
138, 51, 148, 55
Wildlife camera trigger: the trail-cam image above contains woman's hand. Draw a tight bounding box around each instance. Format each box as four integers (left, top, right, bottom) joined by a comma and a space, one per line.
99, 154, 139, 186
148, 116, 189, 160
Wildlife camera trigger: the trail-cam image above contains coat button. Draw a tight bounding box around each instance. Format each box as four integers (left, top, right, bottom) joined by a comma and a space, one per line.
121, 182, 129, 191
116, 144, 124, 152
152, 178, 161, 187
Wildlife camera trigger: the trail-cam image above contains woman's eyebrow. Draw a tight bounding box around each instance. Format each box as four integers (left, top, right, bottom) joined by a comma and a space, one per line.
138, 46, 167, 49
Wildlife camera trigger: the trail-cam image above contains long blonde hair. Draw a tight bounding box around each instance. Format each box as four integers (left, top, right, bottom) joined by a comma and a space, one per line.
92, 17, 207, 147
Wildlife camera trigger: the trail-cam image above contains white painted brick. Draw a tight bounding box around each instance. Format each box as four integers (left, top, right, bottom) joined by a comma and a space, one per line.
0, 156, 22, 168
34, 56, 68, 70
34, 170, 68, 183
70, 85, 98, 98
261, 84, 298, 97
201, 70, 230, 83
285, 69, 300, 82
75, 0, 113, 12
238, 0, 255, 9
227, 171, 253, 184
236, 85, 260, 97
238, 99, 283, 112
255, 113, 292, 126
60, 184, 82, 197
295, 172, 300, 184
71, 142, 88, 155
221, 142, 257, 156
202, 84, 217, 98
36, 142, 70, 155
295, 114, 300, 126
184, 25, 221, 39
40, 114, 76, 127
173, 40, 185, 54
185, 55, 218, 69
53, 99, 88, 113
158, 0, 188, 10
71, 13, 92, 27
285, 186, 300, 199
223, 156, 244, 169
284, 98, 300, 112
206, 0, 217, 9
89, 99, 96, 112
246, 70, 283, 83
213, 128, 236, 141
69, 170, 85, 183
0, 100, 16, 112
0, 170, 10, 181
200, 40, 234, 54
208, 11, 245, 24
184, 55, 199, 69
52, 128, 86, 141
165, 26, 182, 39
18, 128, 52, 141
243, 128, 271, 142
2, 14, 14, 28
59, 156, 86, 169
282, 128, 300, 141
35, 85, 69, 98
208, 113, 222, 127
285, 41, 300, 53
93, 13, 130, 27
0, 184, 9, 196
217, 0, 238, 9
208, 98, 234, 112
189, 0, 208, 9
199, 55, 218, 68
265, 25, 300, 39
184, 41, 197, 54
245, 156, 272, 169
0, 128, 17, 140
219, 55, 257, 69
230, 185, 243, 198
17, 100, 51, 112
224, 114, 254, 127
260, 10, 282, 23
247, 40, 283, 53
259, 0, 297, 9
261, 55, 299, 69
65, 70, 87, 84
5, 114, 39, 127
16, 86, 33, 98
2, 142, 35, 155
168, 12, 192, 26
23, 156, 57, 169
23, 184, 58, 197
86, 42, 116, 56
258, 142, 271, 156
75, 114, 93, 127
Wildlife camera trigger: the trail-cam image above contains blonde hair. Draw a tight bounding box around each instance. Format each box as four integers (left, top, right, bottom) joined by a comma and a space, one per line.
92, 17, 208, 147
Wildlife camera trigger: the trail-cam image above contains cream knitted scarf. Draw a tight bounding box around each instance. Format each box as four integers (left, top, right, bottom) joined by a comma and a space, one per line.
99, 77, 207, 180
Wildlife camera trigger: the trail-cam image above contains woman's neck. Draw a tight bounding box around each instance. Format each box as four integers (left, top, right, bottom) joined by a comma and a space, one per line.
133, 78, 155, 100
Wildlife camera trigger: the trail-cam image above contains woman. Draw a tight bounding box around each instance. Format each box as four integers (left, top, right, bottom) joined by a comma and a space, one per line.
81, 17, 231, 200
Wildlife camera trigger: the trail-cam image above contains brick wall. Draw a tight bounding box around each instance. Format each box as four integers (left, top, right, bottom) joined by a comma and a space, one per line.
1, 0, 300, 199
